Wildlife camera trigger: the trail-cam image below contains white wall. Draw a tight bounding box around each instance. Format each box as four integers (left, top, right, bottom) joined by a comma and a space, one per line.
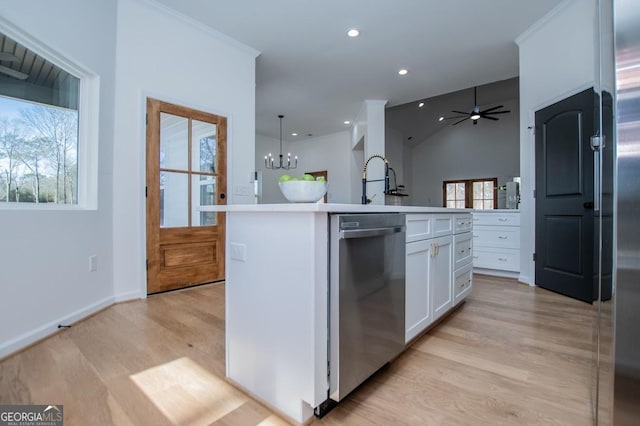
385, 126, 405, 190
256, 131, 352, 204
408, 98, 520, 207
516, 0, 597, 284
0, 1, 117, 357
111, 0, 258, 301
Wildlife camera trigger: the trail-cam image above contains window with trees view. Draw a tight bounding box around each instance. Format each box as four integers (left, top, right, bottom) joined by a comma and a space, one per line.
0, 31, 80, 204
443, 178, 497, 209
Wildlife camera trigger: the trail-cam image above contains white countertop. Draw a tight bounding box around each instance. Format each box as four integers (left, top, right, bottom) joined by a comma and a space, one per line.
209, 203, 469, 214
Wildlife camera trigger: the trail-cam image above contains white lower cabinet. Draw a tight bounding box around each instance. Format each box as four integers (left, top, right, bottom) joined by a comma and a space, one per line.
431, 235, 454, 322
405, 240, 433, 342
472, 211, 521, 275
405, 213, 471, 343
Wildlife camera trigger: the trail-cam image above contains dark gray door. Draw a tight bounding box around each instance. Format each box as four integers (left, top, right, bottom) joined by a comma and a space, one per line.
535, 88, 596, 303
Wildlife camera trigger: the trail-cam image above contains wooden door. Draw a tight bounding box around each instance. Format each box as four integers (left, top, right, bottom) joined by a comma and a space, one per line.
146, 99, 226, 294
535, 88, 596, 302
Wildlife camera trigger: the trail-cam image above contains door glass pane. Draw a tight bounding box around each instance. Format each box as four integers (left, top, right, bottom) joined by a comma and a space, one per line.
160, 172, 188, 227
192, 175, 217, 227
455, 183, 465, 199
192, 120, 217, 173
456, 200, 465, 208
160, 113, 189, 170
446, 183, 455, 200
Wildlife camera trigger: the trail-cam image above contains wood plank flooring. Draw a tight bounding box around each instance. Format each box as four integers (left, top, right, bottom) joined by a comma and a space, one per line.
0, 275, 595, 425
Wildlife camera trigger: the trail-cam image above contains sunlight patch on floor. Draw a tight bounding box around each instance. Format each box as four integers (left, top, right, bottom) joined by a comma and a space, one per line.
130, 357, 247, 425
256, 415, 292, 426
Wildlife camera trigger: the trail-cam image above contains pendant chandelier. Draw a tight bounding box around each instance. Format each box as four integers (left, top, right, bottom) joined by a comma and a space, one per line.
265, 114, 298, 170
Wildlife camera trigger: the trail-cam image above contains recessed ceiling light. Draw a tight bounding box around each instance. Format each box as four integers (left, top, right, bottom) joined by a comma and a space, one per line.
418, 102, 425, 108
291, 132, 298, 136
438, 116, 444, 121
344, 120, 351, 125
398, 69, 408, 76
347, 28, 360, 37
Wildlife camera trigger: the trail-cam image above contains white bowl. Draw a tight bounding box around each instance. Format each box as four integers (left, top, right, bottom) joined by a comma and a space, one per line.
279, 180, 328, 203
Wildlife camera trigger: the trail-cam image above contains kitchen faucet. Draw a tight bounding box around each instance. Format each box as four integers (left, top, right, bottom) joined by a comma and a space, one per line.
361, 154, 390, 204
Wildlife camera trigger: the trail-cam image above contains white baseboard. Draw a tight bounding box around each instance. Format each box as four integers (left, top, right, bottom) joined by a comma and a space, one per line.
0, 295, 115, 360
518, 274, 534, 286
473, 268, 519, 279
114, 289, 143, 303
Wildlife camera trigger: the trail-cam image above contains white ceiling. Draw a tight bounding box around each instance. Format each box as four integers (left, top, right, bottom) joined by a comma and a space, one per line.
153, 0, 563, 141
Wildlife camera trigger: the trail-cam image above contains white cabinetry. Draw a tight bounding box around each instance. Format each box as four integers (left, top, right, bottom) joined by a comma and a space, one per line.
405, 239, 433, 340
472, 211, 520, 276
431, 235, 453, 322
405, 213, 472, 343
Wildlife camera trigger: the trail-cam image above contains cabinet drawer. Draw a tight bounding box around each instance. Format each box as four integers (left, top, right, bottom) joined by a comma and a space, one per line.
433, 215, 453, 237
453, 232, 473, 269
472, 212, 520, 227
454, 214, 473, 234
406, 214, 433, 242
473, 227, 520, 249
454, 263, 473, 305
472, 247, 520, 271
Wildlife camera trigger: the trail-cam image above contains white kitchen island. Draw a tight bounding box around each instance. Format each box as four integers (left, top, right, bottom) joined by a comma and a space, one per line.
222, 203, 471, 424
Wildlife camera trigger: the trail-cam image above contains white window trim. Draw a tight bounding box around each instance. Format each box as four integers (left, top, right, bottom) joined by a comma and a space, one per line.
0, 17, 100, 210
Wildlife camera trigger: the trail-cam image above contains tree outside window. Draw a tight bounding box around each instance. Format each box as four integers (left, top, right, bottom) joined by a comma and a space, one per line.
0, 31, 79, 204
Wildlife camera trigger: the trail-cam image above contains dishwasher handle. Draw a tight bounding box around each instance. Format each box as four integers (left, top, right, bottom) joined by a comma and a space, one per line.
340, 225, 405, 239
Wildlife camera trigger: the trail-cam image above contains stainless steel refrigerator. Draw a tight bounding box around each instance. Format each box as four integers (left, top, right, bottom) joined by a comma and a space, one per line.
611, 0, 640, 423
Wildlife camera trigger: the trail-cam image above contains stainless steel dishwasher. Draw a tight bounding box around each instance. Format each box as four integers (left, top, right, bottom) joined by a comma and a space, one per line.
328, 213, 406, 403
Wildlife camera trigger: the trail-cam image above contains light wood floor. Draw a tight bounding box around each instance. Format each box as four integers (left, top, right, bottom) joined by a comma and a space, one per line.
0, 275, 595, 425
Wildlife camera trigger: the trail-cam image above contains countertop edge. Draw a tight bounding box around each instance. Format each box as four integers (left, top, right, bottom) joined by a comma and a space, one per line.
207, 203, 471, 213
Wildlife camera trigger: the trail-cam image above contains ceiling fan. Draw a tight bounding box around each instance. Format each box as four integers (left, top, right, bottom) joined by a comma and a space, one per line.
443, 86, 510, 125
0, 52, 29, 80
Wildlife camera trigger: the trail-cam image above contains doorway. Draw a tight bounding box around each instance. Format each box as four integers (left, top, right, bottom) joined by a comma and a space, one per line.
534, 88, 596, 303
146, 99, 227, 294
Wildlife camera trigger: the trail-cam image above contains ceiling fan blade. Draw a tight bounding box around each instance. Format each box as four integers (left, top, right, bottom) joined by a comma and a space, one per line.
484, 110, 511, 115
0, 52, 19, 62
481, 115, 499, 121
0, 64, 28, 80
451, 110, 470, 115
442, 115, 467, 120
481, 105, 504, 113
452, 117, 469, 126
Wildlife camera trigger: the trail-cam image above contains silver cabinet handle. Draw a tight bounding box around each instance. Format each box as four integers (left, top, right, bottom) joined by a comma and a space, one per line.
498, 257, 507, 261
498, 218, 508, 222
473, 255, 479, 259
498, 236, 508, 239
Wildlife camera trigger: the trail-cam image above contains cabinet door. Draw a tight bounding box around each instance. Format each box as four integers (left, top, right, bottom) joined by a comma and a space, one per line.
431, 235, 453, 322
405, 240, 432, 343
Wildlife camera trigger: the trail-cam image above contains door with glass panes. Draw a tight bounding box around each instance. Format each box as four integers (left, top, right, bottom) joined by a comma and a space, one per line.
146, 99, 226, 294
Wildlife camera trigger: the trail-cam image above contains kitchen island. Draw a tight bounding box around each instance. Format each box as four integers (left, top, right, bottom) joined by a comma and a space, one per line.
222, 203, 471, 424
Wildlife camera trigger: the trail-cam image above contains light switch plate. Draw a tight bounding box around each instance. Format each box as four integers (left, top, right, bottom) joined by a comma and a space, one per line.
230, 243, 246, 261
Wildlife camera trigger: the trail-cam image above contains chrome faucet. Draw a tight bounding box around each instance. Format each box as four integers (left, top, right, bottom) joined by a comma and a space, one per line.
361, 154, 390, 204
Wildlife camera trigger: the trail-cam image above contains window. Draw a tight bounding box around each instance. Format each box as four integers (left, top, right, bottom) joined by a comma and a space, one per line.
0, 29, 88, 206
443, 178, 497, 209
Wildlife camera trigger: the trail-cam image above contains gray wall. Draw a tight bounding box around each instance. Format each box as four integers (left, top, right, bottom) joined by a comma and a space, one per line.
408, 98, 519, 206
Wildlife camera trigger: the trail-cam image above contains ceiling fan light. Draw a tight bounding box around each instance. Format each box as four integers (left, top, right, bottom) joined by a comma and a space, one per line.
470, 113, 481, 120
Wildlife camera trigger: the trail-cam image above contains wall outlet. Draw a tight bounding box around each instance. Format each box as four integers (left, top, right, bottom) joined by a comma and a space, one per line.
89, 255, 98, 272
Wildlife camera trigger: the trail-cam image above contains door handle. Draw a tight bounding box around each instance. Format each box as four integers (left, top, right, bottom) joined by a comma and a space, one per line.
584, 201, 594, 209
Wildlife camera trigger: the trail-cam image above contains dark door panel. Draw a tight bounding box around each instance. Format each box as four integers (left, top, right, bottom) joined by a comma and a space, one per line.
535, 88, 596, 303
